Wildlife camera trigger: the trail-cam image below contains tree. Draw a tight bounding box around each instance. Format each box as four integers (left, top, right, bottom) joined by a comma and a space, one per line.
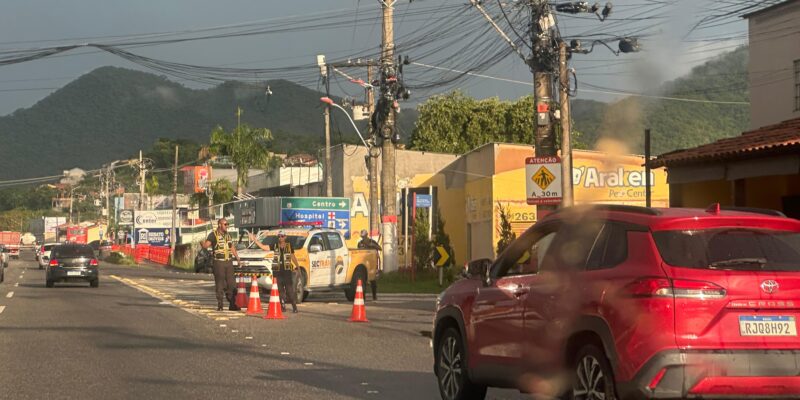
190, 179, 234, 208
412, 208, 433, 272
496, 203, 517, 256
209, 122, 277, 195
410, 91, 592, 153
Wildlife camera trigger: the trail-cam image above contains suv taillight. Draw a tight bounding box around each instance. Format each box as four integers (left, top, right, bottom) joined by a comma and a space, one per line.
626, 277, 726, 299
90, 259, 98, 266
48, 259, 58, 267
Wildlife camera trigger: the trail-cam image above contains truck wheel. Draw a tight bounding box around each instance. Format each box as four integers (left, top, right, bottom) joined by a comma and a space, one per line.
344, 268, 368, 302
295, 269, 308, 304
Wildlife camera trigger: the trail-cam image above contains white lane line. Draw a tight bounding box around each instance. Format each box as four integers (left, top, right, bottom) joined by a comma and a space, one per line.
0, 306, 5, 314
14, 283, 18, 287
5, 292, 13, 298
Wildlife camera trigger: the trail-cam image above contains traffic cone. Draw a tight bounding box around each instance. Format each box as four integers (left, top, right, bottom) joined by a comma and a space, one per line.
264, 277, 286, 320
235, 276, 248, 309
246, 276, 264, 316
348, 279, 369, 322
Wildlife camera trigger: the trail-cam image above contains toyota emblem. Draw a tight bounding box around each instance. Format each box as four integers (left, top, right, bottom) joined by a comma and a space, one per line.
761, 280, 779, 294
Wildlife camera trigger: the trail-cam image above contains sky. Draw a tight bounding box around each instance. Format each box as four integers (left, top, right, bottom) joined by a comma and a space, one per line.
0, 0, 752, 116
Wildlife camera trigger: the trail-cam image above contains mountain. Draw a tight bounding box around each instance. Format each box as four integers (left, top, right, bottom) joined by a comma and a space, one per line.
0, 66, 417, 179
571, 46, 749, 154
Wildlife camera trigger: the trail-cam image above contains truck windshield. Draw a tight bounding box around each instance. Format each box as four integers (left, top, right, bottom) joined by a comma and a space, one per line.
249, 235, 306, 250
653, 228, 800, 271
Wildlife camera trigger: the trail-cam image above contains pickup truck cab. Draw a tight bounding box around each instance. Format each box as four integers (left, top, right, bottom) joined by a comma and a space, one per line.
234, 228, 380, 302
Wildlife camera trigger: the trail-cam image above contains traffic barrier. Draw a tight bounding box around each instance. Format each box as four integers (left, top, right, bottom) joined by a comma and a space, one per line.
264, 277, 285, 320
246, 276, 264, 316
146, 247, 172, 265
348, 279, 369, 323
134, 244, 150, 264
235, 276, 248, 309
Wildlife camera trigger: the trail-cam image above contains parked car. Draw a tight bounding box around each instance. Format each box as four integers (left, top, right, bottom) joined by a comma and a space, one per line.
46, 244, 99, 288
37, 243, 59, 270
433, 204, 800, 400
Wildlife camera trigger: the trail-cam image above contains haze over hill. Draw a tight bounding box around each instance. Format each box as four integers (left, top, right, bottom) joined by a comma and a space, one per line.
0, 67, 417, 179
0, 46, 749, 180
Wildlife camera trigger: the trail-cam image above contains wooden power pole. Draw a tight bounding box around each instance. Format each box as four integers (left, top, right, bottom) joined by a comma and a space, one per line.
379, 0, 398, 272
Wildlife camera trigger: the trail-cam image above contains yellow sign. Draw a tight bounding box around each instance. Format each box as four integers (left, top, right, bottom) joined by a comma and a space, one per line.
434, 246, 450, 267
532, 166, 556, 190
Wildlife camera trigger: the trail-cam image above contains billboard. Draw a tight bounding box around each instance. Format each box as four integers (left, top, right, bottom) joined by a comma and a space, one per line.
182, 166, 212, 193
135, 227, 175, 246
119, 209, 134, 226
133, 210, 174, 229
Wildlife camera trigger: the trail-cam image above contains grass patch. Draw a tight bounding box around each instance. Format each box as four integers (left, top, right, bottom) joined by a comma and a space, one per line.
170, 257, 194, 271
379, 269, 451, 294
104, 251, 136, 266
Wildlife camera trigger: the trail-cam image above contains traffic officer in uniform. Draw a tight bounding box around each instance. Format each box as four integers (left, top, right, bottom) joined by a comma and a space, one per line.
357, 229, 381, 300
248, 230, 299, 313
202, 218, 241, 311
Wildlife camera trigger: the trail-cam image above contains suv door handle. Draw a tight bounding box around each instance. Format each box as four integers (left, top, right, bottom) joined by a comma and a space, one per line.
512, 285, 529, 297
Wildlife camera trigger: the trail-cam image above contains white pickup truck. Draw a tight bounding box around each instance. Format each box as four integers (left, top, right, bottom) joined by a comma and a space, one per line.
233, 228, 380, 302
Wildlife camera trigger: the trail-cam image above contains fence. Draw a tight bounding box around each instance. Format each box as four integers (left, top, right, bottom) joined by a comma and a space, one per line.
110, 244, 172, 266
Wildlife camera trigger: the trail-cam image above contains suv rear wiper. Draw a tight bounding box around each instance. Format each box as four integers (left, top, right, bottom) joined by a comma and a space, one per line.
708, 257, 767, 270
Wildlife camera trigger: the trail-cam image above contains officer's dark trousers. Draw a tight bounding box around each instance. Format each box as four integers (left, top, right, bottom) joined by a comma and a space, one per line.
275, 269, 297, 312
212, 259, 235, 307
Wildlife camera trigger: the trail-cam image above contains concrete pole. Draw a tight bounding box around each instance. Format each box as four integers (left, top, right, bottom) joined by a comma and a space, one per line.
559, 41, 574, 207
171, 145, 179, 261
380, 0, 399, 272
367, 64, 380, 239
325, 72, 333, 197
138, 150, 145, 211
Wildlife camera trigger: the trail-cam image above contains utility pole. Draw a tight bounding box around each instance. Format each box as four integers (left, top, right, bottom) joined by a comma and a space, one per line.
558, 41, 574, 207
138, 150, 146, 211
171, 145, 179, 261
318, 55, 333, 197
69, 186, 75, 225
367, 63, 380, 238
379, 0, 399, 272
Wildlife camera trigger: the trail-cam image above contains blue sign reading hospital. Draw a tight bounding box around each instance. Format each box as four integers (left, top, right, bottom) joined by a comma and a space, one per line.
280, 197, 351, 238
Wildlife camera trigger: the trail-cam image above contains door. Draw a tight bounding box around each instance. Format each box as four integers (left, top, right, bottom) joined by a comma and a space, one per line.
324, 232, 349, 285
519, 219, 603, 375
470, 223, 559, 381
307, 233, 333, 287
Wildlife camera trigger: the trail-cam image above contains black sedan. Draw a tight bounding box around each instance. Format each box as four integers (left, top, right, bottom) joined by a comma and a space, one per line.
46, 244, 99, 288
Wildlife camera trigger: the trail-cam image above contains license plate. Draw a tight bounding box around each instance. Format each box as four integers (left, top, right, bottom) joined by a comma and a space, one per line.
67, 271, 81, 276
739, 316, 797, 336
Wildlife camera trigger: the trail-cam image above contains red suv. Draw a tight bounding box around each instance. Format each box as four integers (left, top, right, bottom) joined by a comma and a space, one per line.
433, 205, 800, 399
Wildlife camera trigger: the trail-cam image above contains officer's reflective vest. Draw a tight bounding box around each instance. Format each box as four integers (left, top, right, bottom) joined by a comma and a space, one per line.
275, 243, 294, 271
213, 230, 231, 261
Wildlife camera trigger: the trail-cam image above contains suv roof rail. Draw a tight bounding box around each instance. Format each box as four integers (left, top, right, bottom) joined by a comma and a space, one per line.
550, 204, 661, 217
719, 206, 787, 217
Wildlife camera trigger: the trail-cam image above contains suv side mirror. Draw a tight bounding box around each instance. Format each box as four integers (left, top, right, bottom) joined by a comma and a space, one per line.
309, 244, 322, 253
465, 258, 491, 280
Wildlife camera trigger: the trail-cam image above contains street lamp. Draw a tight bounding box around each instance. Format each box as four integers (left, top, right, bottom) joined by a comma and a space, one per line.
319, 97, 371, 148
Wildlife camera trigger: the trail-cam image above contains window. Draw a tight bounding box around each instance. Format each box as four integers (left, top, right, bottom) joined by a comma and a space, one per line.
325, 232, 344, 250
586, 223, 629, 270
308, 234, 326, 251
795, 60, 800, 111
492, 223, 560, 278
51, 246, 94, 258
546, 219, 606, 270
653, 228, 800, 271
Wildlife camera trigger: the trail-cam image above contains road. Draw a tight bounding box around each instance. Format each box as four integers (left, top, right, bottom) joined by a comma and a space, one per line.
0, 251, 524, 399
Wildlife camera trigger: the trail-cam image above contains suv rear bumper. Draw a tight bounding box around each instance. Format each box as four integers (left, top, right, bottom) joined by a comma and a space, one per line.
619, 350, 800, 399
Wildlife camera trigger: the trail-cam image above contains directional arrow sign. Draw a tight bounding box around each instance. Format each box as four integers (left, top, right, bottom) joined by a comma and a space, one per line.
434, 246, 450, 267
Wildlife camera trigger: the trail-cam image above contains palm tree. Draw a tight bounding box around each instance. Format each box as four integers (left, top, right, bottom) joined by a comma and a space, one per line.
209, 122, 276, 195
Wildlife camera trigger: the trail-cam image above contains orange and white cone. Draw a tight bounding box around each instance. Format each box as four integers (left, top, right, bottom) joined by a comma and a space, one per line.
264, 277, 285, 320
245, 275, 264, 316
235, 276, 248, 309
348, 279, 369, 322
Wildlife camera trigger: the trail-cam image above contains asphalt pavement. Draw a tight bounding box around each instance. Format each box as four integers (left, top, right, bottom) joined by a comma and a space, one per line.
0, 251, 525, 399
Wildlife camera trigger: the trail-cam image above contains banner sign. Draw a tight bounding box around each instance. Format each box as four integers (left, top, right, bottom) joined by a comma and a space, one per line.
133, 210, 174, 229
135, 227, 176, 246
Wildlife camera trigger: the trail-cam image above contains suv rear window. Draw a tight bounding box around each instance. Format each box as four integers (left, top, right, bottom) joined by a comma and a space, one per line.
51, 246, 95, 258
653, 228, 800, 271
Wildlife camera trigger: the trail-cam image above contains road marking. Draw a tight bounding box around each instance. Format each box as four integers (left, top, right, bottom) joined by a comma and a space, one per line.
14, 283, 19, 287
0, 306, 5, 314
281, 352, 290, 355
5, 292, 13, 298
304, 362, 314, 366
245, 336, 253, 340
261, 344, 267, 347
219, 324, 227, 327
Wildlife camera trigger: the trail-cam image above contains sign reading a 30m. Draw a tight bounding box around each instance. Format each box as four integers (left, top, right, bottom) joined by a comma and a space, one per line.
525, 156, 562, 205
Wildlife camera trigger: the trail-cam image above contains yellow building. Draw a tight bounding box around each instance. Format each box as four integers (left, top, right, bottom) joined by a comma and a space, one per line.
413, 143, 669, 266
315, 143, 668, 268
